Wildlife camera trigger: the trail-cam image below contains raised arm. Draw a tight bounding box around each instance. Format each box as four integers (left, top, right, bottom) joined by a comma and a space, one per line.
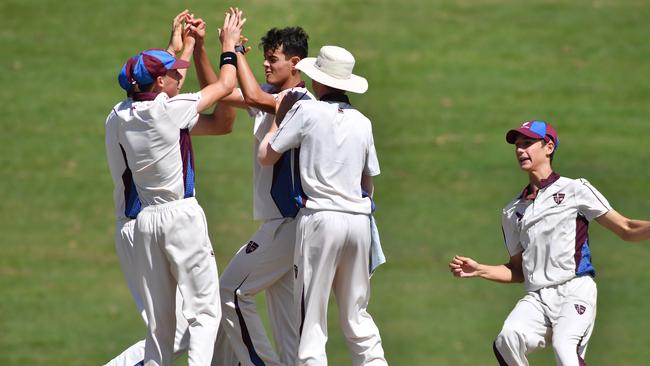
167, 9, 190, 55
166, 10, 193, 89
449, 254, 524, 284
196, 8, 244, 113
596, 210, 650, 242
236, 41, 276, 113
188, 16, 218, 88
191, 102, 236, 136
187, 14, 246, 111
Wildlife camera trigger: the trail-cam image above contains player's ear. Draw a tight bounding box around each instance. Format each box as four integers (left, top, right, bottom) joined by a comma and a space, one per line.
290, 56, 301, 70
545, 140, 555, 157
153, 75, 165, 92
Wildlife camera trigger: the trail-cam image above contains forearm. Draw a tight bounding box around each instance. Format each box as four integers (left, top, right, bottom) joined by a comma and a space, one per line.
192, 103, 236, 136
237, 53, 275, 113
177, 42, 194, 91
193, 42, 218, 88
197, 65, 236, 113
475, 263, 524, 283
619, 219, 650, 241
361, 175, 374, 198
597, 210, 650, 242
257, 123, 280, 166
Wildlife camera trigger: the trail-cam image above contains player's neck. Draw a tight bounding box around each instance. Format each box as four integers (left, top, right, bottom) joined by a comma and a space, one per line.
278, 75, 304, 92
527, 165, 554, 191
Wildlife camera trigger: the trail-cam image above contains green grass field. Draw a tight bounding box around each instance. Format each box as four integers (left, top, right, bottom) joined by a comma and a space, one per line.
2, 0, 650, 364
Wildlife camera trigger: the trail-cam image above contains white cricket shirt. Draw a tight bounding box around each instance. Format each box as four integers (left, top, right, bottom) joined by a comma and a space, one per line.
105, 98, 140, 222
270, 97, 380, 215
501, 173, 612, 291
249, 85, 314, 220
113, 92, 200, 206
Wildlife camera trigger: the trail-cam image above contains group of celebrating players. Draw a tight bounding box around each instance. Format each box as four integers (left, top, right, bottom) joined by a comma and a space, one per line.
105, 7, 386, 366
104, 7, 650, 366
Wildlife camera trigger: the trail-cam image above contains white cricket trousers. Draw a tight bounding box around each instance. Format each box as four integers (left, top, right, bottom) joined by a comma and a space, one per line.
494, 276, 597, 366
295, 210, 387, 366
213, 218, 297, 366
104, 219, 189, 366
134, 197, 221, 366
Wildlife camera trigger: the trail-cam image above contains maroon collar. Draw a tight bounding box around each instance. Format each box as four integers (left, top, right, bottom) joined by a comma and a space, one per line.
133, 92, 159, 101
519, 172, 560, 200
539, 172, 561, 189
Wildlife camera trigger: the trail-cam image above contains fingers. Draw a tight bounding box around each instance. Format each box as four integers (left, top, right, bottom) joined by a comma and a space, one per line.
174, 9, 189, 24
449, 255, 474, 278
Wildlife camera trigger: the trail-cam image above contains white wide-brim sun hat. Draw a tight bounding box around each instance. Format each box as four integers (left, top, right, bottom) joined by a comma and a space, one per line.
296, 45, 368, 94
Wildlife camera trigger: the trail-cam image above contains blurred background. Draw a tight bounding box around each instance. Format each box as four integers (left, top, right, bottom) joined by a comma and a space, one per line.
1, 0, 649, 364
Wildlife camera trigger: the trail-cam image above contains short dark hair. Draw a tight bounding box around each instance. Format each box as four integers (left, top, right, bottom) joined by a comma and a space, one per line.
260, 27, 309, 59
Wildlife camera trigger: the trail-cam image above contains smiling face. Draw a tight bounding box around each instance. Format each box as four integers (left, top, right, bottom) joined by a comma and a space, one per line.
514, 135, 555, 172
263, 45, 296, 88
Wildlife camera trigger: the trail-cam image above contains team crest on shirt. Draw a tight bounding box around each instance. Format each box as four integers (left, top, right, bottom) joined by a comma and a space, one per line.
574, 304, 586, 315
245, 241, 259, 254
553, 192, 566, 205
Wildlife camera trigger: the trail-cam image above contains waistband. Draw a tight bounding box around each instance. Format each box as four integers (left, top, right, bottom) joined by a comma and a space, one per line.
298, 208, 369, 217
141, 197, 198, 213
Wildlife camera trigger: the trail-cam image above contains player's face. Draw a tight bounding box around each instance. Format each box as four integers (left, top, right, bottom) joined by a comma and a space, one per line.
162, 69, 183, 97
514, 136, 550, 171
263, 45, 293, 87
311, 80, 329, 99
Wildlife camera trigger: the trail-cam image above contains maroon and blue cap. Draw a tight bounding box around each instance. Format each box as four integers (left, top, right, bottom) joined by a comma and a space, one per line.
506, 120, 559, 148
118, 49, 190, 92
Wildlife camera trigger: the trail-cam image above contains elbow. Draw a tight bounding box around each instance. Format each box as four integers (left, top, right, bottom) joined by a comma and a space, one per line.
243, 90, 264, 107
223, 80, 236, 97
257, 153, 274, 167
257, 145, 277, 166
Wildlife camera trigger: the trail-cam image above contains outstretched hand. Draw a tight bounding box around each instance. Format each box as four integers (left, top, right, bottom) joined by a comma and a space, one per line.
186, 16, 206, 46
218, 7, 246, 50
168, 9, 190, 54
449, 255, 481, 278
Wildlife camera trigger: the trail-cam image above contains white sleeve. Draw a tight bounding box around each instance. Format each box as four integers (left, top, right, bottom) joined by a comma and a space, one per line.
166, 92, 201, 130
502, 208, 523, 256
364, 127, 380, 176
104, 112, 126, 217
270, 102, 305, 153
575, 179, 612, 221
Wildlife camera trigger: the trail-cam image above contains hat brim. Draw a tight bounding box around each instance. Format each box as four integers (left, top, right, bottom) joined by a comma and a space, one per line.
296, 58, 368, 94
506, 128, 546, 144
169, 59, 190, 70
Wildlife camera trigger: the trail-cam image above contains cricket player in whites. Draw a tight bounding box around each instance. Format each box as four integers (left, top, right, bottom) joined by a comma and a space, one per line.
449, 120, 650, 366
108, 10, 244, 366
258, 45, 388, 366
188, 10, 314, 365
104, 11, 237, 366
